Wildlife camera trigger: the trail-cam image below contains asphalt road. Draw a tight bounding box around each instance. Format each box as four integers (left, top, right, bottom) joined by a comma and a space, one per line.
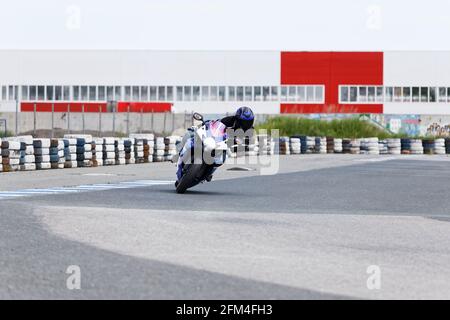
1, 155, 450, 299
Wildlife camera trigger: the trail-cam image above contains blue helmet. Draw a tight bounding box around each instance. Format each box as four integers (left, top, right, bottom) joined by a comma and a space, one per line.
235, 107, 254, 131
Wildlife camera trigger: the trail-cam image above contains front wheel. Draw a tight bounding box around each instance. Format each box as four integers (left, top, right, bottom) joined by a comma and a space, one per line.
175, 164, 208, 194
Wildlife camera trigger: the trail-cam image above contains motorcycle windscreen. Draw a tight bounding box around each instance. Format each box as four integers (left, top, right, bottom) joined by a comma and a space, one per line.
206, 120, 227, 142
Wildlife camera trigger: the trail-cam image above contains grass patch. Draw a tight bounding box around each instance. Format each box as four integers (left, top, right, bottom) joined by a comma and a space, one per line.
256, 117, 398, 139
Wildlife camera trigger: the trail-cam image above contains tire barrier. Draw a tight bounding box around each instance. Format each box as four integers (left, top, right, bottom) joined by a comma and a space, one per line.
33, 139, 51, 170
164, 136, 181, 161
277, 137, 290, 155
360, 137, 379, 155
102, 137, 116, 166
387, 138, 401, 155
379, 140, 388, 155
289, 137, 301, 154
153, 137, 165, 162
434, 138, 446, 155
257, 134, 274, 155
315, 137, 327, 154
326, 137, 334, 154
333, 138, 343, 153
1, 134, 449, 174
422, 139, 435, 155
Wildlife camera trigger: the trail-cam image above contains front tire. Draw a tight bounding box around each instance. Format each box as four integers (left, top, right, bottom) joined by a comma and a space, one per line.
175, 164, 208, 194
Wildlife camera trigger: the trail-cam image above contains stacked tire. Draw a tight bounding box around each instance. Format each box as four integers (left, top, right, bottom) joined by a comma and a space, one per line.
361, 137, 379, 155
401, 138, 412, 155
422, 139, 435, 155
134, 138, 145, 163
34, 139, 51, 170
333, 138, 343, 153
434, 138, 446, 155
63, 138, 77, 168
379, 140, 388, 155
154, 137, 165, 162
387, 139, 401, 155
349, 139, 361, 154
315, 137, 327, 154
278, 137, 290, 155
410, 139, 424, 155
2, 140, 21, 172
50, 139, 65, 169
326, 137, 334, 154
103, 137, 116, 166
164, 136, 180, 161
300, 136, 315, 154
289, 137, 301, 154
18, 136, 36, 171
115, 139, 126, 165
446, 138, 450, 154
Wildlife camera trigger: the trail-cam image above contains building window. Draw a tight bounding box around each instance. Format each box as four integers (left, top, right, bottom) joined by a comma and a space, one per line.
271, 86, 278, 101
201, 86, 209, 101
358, 86, 367, 102
124, 86, 131, 101
21, 86, 29, 100
236, 86, 244, 101
385, 87, 393, 102
340, 86, 349, 102
368, 86, 375, 102
150, 86, 157, 101
81, 86, 88, 100
403, 87, 411, 102
254, 86, 262, 101
297, 86, 306, 102
280, 86, 288, 101
210, 86, 218, 101
167, 87, 173, 101
140, 86, 148, 101
29, 86, 36, 100
46, 86, 54, 101
176, 87, 183, 101
228, 87, 235, 101
429, 87, 436, 102
219, 86, 225, 101
412, 87, 420, 102
63, 86, 70, 100
38, 86, 45, 101
288, 86, 296, 101
114, 86, 121, 101
132, 86, 139, 101
184, 86, 191, 101
158, 86, 166, 101
376, 87, 383, 102
55, 86, 62, 101
420, 87, 428, 102
8, 85, 14, 100
1, 86, 6, 100
106, 87, 113, 101
448, 88, 450, 103
89, 86, 97, 101
263, 86, 270, 101
438, 87, 446, 102
349, 87, 357, 102
98, 86, 106, 101
394, 87, 402, 102
306, 86, 315, 102
193, 86, 200, 101
244, 86, 252, 101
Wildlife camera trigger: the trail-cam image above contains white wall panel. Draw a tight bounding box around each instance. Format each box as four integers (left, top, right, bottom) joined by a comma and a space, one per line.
384, 103, 450, 115
172, 102, 279, 114
384, 51, 450, 86
0, 50, 279, 86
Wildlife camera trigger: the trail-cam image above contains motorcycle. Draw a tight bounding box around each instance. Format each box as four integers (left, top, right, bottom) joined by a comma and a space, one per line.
175, 113, 229, 194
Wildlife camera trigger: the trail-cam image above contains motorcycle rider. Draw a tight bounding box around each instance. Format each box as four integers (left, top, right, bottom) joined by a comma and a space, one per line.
173, 106, 255, 183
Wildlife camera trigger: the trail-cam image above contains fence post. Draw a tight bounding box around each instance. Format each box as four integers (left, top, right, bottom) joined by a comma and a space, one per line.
140, 107, 143, 134
67, 104, 71, 134
151, 109, 154, 132
51, 102, 54, 139
98, 104, 102, 136
163, 112, 167, 135
15, 99, 18, 136
33, 102, 37, 136
171, 112, 175, 133
112, 104, 116, 136
126, 104, 130, 136
82, 104, 85, 134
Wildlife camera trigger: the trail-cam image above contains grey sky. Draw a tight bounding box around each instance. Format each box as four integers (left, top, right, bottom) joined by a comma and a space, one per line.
0, 0, 448, 50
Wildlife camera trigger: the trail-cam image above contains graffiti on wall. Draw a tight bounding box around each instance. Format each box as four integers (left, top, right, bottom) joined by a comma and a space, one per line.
369, 114, 450, 137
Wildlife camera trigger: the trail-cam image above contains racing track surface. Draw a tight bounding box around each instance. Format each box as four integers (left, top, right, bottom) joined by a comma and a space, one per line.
1, 155, 450, 299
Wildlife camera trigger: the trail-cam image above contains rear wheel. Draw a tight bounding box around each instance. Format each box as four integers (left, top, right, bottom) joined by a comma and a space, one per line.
175, 164, 208, 194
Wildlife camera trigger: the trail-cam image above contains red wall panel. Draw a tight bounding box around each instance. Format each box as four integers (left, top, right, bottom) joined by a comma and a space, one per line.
116, 102, 172, 113
280, 52, 384, 113
21, 102, 171, 113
